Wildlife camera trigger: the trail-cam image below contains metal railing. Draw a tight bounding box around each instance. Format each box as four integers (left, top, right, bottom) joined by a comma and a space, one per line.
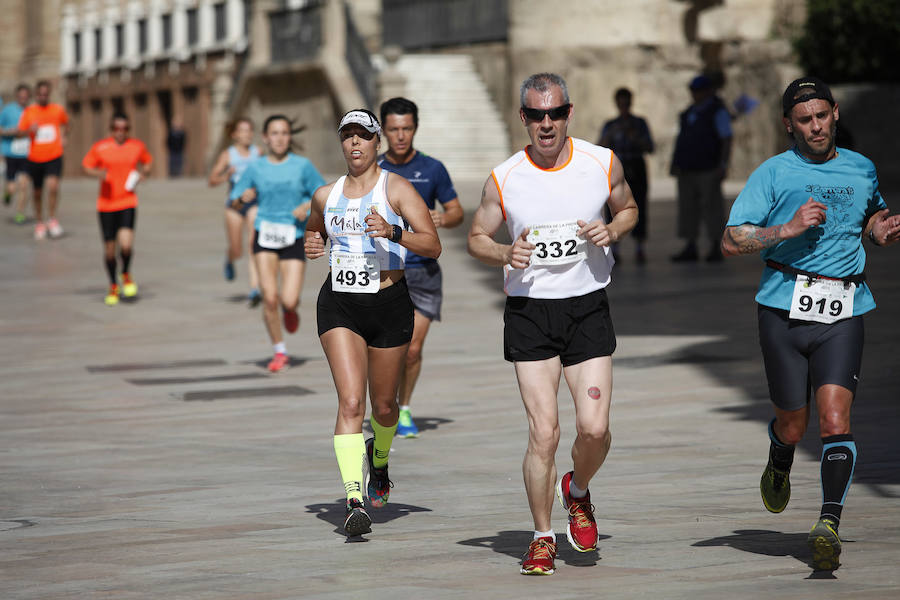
382, 0, 507, 50
344, 2, 374, 108
269, 0, 324, 63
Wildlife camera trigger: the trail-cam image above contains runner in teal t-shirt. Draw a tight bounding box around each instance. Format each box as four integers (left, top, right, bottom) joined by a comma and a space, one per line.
0, 84, 31, 223
229, 114, 325, 373
722, 77, 900, 571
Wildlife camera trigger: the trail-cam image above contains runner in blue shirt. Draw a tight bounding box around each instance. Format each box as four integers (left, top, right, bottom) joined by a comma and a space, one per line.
230, 115, 325, 373
0, 84, 31, 223
208, 117, 264, 305
377, 97, 463, 437
722, 77, 900, 571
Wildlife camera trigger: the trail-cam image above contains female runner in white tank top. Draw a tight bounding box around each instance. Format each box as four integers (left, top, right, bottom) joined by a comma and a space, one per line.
305, 109, 441, 537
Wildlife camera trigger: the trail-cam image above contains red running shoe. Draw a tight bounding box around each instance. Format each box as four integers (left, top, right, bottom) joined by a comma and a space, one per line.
556, 471, 598, 552
520, 536, 557, 575
267, 352, 289, 373
283, 308, 299, 333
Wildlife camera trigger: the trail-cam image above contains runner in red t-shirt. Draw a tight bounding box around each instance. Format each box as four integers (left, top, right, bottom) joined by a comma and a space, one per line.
82, 112, 153, 306
17, 80, 69, 240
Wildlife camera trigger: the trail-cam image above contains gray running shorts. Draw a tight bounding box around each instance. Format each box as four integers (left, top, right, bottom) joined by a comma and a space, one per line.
757, 304, 864, 411
405, 262, 442, 321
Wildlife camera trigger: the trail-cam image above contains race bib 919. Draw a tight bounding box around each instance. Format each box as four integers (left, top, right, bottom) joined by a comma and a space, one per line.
789, 277, 855, 324
526, 221, 587, 266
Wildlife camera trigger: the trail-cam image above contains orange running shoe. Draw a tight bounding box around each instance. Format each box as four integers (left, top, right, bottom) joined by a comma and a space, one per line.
521, 536, 557, 575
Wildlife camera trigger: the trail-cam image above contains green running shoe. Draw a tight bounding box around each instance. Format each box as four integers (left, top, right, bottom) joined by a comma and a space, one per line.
808, 517, 841, 570
760, 460, 791, 513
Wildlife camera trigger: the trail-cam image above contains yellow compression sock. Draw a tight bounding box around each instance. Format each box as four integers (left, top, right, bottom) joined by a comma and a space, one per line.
370, 416, 398, 469
333, 433, 365, 502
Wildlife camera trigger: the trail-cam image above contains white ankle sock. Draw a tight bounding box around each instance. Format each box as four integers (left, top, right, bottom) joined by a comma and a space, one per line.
273, 342, 286, 355
534, 529, 555, 540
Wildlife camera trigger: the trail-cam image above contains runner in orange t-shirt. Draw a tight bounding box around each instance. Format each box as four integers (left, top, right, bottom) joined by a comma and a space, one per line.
17, 80, 69, 240
82, 112, 153, 306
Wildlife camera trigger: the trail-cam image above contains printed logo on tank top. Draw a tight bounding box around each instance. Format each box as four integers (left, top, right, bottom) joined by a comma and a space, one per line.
329, 206, 364, 236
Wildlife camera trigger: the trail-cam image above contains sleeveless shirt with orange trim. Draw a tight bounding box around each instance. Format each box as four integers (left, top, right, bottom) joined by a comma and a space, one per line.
491, 137, 615, 299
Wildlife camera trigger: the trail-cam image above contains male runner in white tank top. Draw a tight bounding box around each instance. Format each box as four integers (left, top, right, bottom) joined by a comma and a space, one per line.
468, 73, 638, 576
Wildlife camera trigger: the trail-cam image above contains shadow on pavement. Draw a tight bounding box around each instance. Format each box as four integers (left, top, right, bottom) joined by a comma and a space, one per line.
305, 498, 432, 536
458, 530, 610, 567
693, 528, 845, 577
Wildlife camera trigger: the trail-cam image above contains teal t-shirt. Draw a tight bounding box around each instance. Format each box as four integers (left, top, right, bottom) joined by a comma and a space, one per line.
230, 153, 325, 231
0, 102, 27, 158
727, 147, 887, 315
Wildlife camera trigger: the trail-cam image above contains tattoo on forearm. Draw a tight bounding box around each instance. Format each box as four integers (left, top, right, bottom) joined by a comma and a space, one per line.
726, 224, 784, 254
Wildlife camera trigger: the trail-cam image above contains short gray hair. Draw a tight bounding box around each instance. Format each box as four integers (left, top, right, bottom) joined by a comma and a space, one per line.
520, 73, 570, 107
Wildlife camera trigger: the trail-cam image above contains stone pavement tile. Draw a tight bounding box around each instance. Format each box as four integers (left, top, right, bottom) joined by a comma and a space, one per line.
1, 177, 898, 599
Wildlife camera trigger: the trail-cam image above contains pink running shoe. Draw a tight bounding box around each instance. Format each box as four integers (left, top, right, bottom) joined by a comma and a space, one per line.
34, 222, 47, 240
267, 352, 289, 373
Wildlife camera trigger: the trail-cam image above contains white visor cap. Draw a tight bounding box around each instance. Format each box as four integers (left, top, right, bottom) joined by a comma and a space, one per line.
338, 110, 381, 136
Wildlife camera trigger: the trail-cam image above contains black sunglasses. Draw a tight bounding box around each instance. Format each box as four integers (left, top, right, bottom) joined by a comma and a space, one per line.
340, 127, 376, 141
521, 104, 571, 121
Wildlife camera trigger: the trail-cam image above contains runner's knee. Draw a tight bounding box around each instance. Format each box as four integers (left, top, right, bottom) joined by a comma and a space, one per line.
406, 342, 423, 366
776, 418, 806, 445
338, 396, 366, 422
529, 422, 560, 455
818, 410, 850, 437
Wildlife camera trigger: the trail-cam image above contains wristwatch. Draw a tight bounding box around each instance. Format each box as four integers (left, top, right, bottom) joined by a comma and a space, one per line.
390, 224, 403, 243
868, 229, 881, 246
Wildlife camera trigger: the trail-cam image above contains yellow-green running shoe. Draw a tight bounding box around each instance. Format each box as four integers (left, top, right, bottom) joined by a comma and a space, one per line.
760, 460, 791, 513
808, 517, 841, 570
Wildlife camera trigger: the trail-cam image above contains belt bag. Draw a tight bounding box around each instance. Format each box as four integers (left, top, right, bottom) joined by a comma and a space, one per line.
766, 259, 865, 288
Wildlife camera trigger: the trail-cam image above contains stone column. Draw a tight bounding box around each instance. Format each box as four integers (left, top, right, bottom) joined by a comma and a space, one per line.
60, 4, 79, 74
172, 0, 189, 61
248, 0, 276, 67
124, 1, 143, 70
198, 0, 215, 50
226, 0, 248, 51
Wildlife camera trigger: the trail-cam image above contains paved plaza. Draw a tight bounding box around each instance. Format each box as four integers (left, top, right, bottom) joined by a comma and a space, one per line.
1, 175, 898, 599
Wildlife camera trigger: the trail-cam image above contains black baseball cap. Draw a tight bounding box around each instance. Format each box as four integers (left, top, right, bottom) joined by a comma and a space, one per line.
782, 77, 835, 116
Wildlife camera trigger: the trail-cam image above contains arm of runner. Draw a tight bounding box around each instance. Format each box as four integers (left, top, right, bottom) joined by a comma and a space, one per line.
864, 209, 900, 247
292, 201, 312, 222
431, 198, 463, 229
369, 174, 441, 259
722, 197, 827, 256
467, 175, 534, 268
304, 184, 330, 260
207, 150, 233, 187
576, 154, 638, 247
81, 145, 106, 180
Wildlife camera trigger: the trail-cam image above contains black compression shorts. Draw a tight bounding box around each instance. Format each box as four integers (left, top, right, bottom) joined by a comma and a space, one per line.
757, 304, 864, 411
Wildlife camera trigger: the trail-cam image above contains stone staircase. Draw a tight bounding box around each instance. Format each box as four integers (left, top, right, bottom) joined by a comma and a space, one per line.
393, 54, 511, 182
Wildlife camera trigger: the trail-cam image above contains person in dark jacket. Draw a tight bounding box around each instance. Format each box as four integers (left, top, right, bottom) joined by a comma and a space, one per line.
670, 74, 732, 262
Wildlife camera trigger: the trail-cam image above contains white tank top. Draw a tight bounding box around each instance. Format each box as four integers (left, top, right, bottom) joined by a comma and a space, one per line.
492, 137, 614, 299
324, 170, 407, 270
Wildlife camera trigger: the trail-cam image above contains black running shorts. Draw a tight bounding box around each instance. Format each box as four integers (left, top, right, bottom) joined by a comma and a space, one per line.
5, 156, 28, 181
98, 208, 136, 241
404, 261, 443, 321
252, 230, 306, 261
317, 276, 414, 348
27, 156, 63, 189
504, 288, 616, 366
757, 304, 864, 411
